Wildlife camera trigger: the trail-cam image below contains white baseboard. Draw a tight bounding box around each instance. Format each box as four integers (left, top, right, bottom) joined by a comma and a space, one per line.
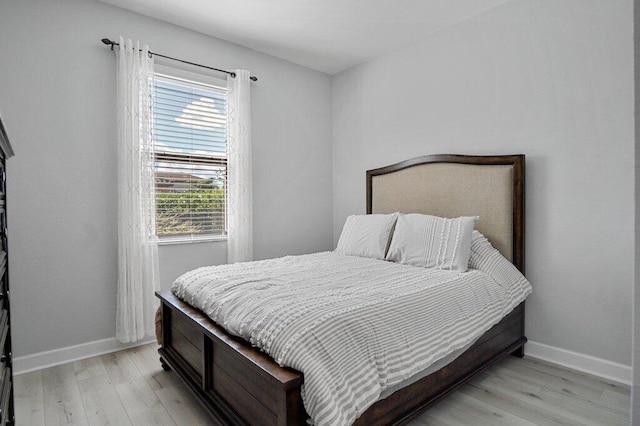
12, 337, 632, 385
13, 336, 156, 375
526, 340, 632, 385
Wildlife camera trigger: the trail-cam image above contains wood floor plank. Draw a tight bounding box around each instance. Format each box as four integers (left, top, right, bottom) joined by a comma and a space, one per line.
42, 364, 89, 425
460, 381, 578, 426
504, 356, 630, 395
425, 399, 495, 426
543, 375, 605, 400
601, 388, 633, 412
101, 350, 142, 385
445, 391, 538, 426
500, 357, 613, 402
487, 364, 548, 390
155, 384, 212, 426
498, 358, 568, 387
77, 374, 132, 426
127, 343, 181, 391
475, 371, 625, 426
14, 370, 45, 426
470, 370, 541, 396
73, 356, 107, 382
410, 414, 449, 426
115, 376, 176, 426
540, 386, 630, 424
127, 344, 161, 377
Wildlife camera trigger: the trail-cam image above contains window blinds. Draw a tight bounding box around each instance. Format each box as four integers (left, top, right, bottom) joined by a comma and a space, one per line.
153, 73, 228, 239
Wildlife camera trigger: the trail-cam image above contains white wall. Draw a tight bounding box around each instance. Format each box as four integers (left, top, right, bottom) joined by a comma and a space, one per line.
333, 0, 633, 366
0, 0, 333, 358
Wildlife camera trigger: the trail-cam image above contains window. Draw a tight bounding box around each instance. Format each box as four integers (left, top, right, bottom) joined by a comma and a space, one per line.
152, 68, 227, 241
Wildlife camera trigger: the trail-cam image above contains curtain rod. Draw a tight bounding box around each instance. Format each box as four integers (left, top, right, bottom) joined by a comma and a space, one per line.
101, 38, 258, 82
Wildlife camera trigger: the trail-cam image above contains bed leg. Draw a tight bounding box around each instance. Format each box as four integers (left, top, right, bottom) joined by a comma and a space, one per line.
511, 346, 525, 358
160, 357, 171, 371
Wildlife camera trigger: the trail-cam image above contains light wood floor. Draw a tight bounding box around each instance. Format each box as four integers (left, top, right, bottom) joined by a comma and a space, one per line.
14, 343, 630, 425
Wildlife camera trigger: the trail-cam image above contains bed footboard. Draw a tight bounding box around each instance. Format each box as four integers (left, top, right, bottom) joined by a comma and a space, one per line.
157, 291, 306, 426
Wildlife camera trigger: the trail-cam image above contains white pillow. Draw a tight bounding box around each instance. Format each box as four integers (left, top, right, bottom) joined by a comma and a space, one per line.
386, 213, 478, 271
335, 213, 399, 260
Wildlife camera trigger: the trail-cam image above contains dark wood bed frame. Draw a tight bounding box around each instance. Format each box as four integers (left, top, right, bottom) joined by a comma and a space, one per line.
156, 154, 526, 425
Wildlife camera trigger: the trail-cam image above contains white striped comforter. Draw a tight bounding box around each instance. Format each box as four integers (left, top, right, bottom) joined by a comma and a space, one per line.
171, 231, 532, 426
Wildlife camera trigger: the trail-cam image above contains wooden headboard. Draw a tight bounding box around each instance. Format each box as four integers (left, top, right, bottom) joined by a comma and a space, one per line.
366, 154, 525, 273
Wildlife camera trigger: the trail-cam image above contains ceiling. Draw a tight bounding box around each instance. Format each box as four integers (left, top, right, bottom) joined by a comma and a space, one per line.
99, 0, 511, 75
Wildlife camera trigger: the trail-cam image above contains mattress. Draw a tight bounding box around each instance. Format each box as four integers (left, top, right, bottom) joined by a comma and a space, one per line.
171, 232, 532, 426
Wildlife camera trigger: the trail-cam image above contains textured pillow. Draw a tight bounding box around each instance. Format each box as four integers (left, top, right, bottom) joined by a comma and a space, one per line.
335, 213, 399, 260
386, 213, 478, 271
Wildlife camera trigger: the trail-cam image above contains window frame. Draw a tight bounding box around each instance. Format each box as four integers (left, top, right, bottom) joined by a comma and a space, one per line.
153, 64, 229, 245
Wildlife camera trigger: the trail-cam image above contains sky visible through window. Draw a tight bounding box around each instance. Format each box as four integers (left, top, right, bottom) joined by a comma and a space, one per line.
153, 74, 227, 181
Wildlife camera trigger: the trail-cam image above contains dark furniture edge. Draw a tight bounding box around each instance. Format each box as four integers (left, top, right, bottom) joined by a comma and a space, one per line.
0, 118, 14, 159
0, 115, 13, 425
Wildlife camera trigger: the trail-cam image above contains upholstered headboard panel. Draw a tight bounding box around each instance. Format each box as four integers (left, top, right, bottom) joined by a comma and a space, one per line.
366, 155, 525, 272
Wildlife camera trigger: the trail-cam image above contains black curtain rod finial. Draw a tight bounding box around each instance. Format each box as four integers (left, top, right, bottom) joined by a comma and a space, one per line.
101, 38, 115, 50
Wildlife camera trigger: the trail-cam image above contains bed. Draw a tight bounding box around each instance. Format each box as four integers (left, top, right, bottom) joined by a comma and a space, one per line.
156, 153, 527, 425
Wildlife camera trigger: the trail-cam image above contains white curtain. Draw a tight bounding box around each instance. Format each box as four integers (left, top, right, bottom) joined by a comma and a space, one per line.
227, 69, 253, 263
115, 37, 160, 343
